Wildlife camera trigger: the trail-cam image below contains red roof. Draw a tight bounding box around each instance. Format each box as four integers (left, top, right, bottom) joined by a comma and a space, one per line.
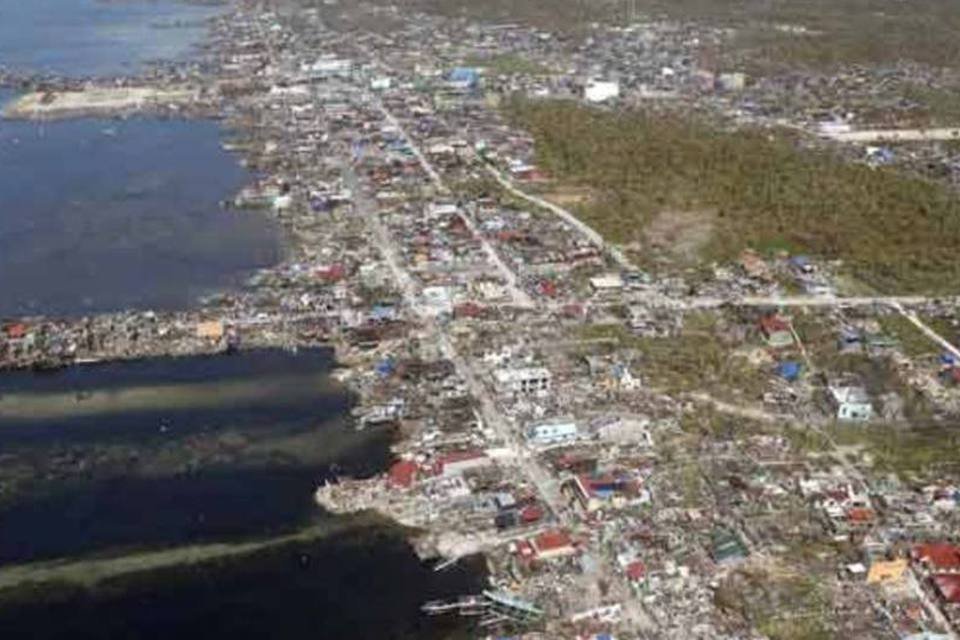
3, 323, 28, 339
454, 302, 483, 318
538, 279, 558, 298
438, 450, 485, 465
847, 507, 876, 523
316, 264, 346, 282
933, 574, 960, 603
388, 460, 418, 488
434, 449, 487, 474
533, 530, 573, 553
560, 304, 585, 318
520, 504, 544, 523
626, 560, 646, 582
759, 314, 790, 335
913, 543, 960, 571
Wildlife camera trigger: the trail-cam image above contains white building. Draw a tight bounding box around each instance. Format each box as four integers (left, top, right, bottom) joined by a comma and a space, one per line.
494, 367, 552, 396
370, 76, 393, 91
307, 56, 353, 78
584, 80, 620, 103
421, 286, 454, 317
589, 273, 624, 292
526, 420, 578, 446
830, 386, 873, 422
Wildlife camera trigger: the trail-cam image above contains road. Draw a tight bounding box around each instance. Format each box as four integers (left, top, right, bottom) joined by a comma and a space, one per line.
374, 99, 535, 309
890, 301, 960, 360
823, 127, 960, 143
482, 163, 638, 272
341, 91, 570, 524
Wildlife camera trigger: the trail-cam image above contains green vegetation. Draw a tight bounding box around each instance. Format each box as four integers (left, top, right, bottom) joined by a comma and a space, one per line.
784, 418, 960, 477
716, 567, 833, 640
577, 315, 767, 397
878, 314, 958, 358
367, 0, 619, 34
900, 84, 960, 127
828, 422, 960, 478
510, 99, 960, 293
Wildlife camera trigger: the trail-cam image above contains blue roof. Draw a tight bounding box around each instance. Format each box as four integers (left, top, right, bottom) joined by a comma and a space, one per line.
450, 67, 479, 83
371, 305, 397, 320
777, 361, 802, 381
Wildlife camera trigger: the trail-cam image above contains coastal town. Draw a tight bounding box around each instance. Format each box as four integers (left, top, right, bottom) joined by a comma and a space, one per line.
3, 1, 960, 638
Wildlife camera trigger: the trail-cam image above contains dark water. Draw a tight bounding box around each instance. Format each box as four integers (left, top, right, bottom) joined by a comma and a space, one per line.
0, 3, 483, 636
0, 530, 485, 640
0, 107, 281, 317
0, 349, 376, 562
0, 348, 350, 445
0, 350, 481, 638
0, 0, 223, 78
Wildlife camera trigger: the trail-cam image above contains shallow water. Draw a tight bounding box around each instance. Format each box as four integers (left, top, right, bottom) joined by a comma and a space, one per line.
0, 349, 381, 562
0, 350, 482, 639
0, 349, 348, 445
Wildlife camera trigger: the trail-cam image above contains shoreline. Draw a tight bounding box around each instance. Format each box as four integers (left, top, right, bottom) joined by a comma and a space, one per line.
0, 0, 435, 569
1, 86, 205, 120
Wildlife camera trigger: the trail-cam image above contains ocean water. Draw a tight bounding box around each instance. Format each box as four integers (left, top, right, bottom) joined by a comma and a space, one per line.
0, 105, 282, 317
0, 0, 224, 78
0, 529, 485, 640
0, 349, 369, 560
0, 0, 282, 319
0, 350, 482, 638
0, 3, 483, 637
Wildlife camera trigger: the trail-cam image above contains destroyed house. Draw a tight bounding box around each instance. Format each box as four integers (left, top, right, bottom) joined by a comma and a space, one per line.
829, 386, 873, 422
711, 529, 748, 564
494, 366, 551, 395
759, 314, 793, 348
932, 574, 960, 605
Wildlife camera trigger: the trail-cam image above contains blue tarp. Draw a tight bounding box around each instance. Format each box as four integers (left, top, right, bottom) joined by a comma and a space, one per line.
370, 305, 397, 322
449, 67, 479, 86
777, 361, 802, 381
376, 357, 394, 377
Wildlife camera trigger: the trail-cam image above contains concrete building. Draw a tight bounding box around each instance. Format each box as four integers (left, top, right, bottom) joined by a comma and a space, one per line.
584, 80, 620, 103
526, 420, 578, 446
830, 386, 873, 422
494, 366, 551, 396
